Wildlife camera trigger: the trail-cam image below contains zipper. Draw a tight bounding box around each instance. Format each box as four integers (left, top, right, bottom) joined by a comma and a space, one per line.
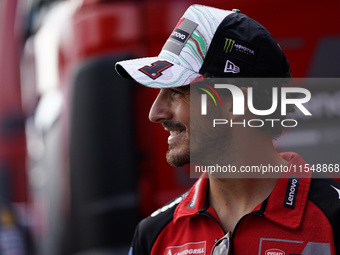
228, 210, 263, 255
198, 209, 264, 254
228, 198, 268, 254
198, 197, 268, 254
197, 210, 227, 235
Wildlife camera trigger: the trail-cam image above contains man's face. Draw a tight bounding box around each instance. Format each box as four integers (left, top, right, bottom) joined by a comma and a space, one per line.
149, 86, 190, 167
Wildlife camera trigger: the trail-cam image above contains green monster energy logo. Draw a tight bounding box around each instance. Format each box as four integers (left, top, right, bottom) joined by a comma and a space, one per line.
224, 38, 235, 53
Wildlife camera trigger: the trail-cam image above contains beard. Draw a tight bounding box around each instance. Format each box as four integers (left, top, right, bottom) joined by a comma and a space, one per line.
162, 121, 190, 167
166, 139, 190, 167
165, 122, 232, 168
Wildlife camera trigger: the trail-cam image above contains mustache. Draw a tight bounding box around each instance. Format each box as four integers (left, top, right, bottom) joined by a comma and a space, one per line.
162, 121, 186, 132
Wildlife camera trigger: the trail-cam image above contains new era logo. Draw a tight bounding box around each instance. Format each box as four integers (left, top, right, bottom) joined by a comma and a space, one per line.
224, 60, 240, 73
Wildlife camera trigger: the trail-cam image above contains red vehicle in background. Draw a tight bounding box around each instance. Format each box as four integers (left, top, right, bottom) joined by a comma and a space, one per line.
1, 0, 340, 254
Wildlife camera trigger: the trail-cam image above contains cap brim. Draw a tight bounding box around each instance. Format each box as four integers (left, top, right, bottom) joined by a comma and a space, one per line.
115, 56, 201, 88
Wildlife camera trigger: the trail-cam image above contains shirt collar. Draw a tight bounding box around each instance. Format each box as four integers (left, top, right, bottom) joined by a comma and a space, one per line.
174, 173, 209, 223
174, 152, 312, 230
258, 152, 312, 230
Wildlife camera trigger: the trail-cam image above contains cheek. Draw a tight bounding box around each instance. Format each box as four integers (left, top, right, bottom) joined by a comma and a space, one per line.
176, 105, 190, 126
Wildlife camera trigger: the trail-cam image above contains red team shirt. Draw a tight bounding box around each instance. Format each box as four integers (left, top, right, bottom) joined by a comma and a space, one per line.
129, 153, 340, 255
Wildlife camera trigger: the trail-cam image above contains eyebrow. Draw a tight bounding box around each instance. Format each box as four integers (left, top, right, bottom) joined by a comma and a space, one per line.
175, 85, 190, 92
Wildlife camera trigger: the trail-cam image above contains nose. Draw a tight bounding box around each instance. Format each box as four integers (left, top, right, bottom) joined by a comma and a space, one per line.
149, 89, 172, 123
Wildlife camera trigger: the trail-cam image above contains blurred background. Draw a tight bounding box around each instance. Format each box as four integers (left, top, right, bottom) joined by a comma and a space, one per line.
0, 0, 339, 254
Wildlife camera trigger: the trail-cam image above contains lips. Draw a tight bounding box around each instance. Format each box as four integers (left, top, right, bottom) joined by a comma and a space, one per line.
168, 130, 184, 143
169, 130, 181, 137
163, 121, 186, 144
165, 127, 184, 143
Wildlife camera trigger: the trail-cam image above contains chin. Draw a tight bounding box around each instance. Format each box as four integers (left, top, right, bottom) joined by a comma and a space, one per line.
166, 149, 190, 167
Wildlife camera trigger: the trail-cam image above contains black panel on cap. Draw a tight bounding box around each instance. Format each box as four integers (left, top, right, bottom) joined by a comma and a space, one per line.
200, 12, 290, 78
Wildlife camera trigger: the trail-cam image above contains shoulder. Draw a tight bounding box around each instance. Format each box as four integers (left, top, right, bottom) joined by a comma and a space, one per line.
130, 192, 188, 255
308, 175, 340, 215
308, 175, 340, 251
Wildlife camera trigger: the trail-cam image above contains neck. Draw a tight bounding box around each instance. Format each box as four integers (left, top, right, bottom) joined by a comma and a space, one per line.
209, 177, 278, 212
207, 129, 287, 232
208, 177, 279, 233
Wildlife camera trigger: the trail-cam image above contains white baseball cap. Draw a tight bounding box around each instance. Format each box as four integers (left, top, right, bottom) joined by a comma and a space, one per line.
115, 5, 290, 88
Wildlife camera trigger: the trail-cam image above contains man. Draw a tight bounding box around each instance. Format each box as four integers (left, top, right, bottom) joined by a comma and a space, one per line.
115, 4, 340, 255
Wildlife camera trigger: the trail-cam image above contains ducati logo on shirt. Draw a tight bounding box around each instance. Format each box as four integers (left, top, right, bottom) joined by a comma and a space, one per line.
265, 249, 285, 255
259, 238, 331, 255
164, 241, 206, 255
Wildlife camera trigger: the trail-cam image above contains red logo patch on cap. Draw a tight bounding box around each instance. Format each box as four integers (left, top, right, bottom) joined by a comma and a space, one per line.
139, 61, 173, 80
265, 249, 285, 255
164, 241, 206, 255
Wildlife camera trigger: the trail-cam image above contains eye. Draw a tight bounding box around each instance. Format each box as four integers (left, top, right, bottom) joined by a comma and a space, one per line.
170, 88, 184, 96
